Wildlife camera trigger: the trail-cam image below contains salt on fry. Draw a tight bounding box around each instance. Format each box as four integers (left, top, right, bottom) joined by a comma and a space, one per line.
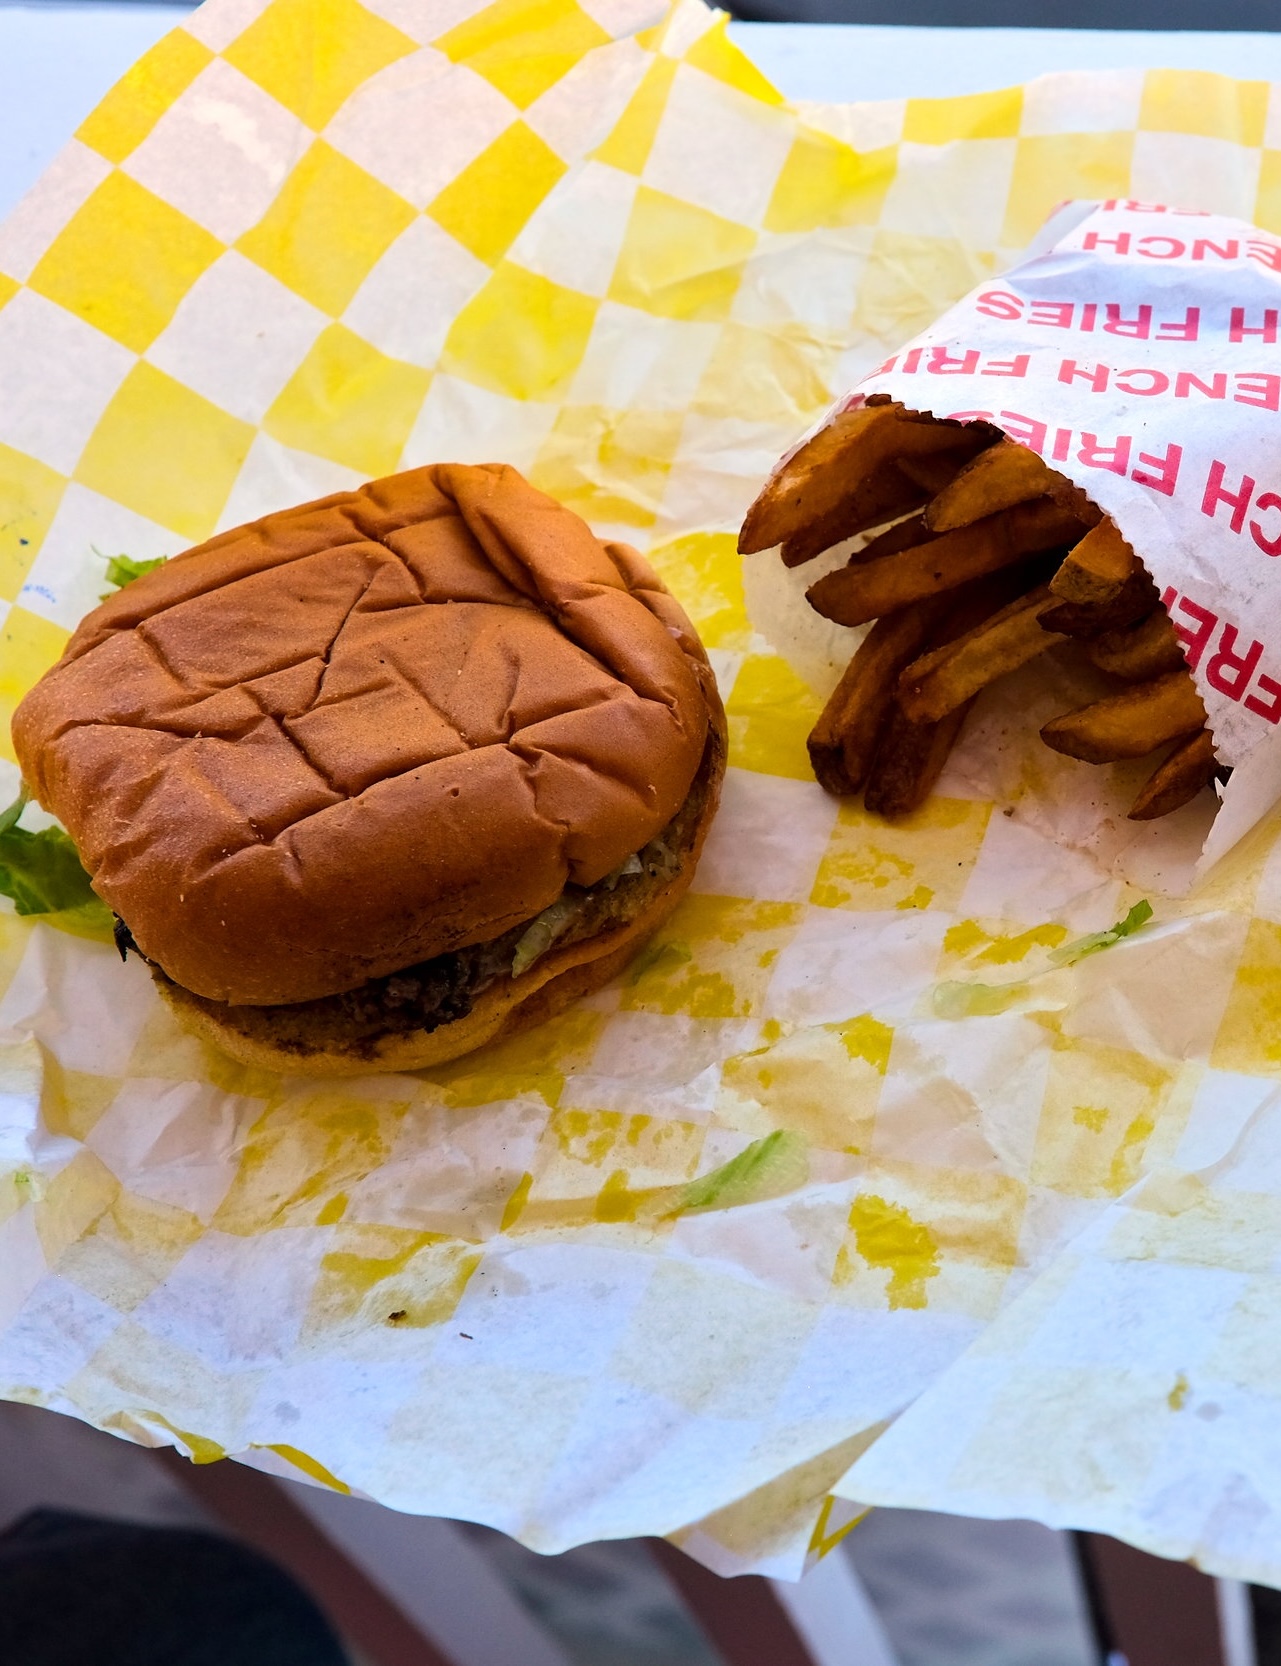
1040, 671, 1207, 764
740, 402, 984, 556
1048, 519, 1136, 606
1084, 610, 1186, 682
897, 585, 1063, 723
805, 498, 1085, 628
924, 438, 1058, 532
1128, 729, 1219, 820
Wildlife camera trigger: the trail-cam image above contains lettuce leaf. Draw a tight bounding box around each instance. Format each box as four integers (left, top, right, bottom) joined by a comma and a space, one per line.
932, 978, 1030, 1019
1048, 899, 1153, 967
511, 897, 578, 977
0, 798, 113, 941
100, 553, 165, 596
933, 901, 1154, 1019
678, 1130, 809, 1214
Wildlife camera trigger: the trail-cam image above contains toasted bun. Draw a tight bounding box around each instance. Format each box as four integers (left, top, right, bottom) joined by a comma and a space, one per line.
154, 772, 716, 1077
13, 465, 719, 1006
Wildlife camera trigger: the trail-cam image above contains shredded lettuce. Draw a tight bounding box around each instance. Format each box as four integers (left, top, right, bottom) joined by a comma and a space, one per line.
932, 978, 1030, 1020
602, 853, 643, 889
0, 785, 29, 837
511, 897, 579, 977
99, 552, 166, 597
933, 900, 1154, 1019
0, 793, 113, 941
1048, 900, 1154, 967
678, 1129, 809, 1215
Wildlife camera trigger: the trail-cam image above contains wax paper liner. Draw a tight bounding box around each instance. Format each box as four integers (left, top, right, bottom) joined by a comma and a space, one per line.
4, 0, 1281, 1584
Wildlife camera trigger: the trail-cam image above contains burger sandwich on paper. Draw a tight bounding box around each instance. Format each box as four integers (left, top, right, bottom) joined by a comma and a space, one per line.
9, 464, 726, 1075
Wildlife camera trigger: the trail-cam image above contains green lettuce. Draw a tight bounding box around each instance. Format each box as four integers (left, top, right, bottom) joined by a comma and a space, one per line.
100, 552, 165, 597
1048, 899, 1154, 967
0, 795, 113, 942
933, 900, 1154, 1019
678, 1129, 808, 1214
511, 898, 578, 977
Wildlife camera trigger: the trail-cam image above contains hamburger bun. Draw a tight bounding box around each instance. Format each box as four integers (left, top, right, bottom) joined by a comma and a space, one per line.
13, 463, 725, 1073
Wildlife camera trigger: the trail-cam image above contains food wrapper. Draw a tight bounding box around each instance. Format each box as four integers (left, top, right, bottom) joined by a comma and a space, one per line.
4, 0, 1281, 1585
822, 196, 1281, 871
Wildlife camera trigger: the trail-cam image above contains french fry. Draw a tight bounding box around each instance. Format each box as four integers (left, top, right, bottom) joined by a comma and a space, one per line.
805, 498, 1085, 628
924, 439, 1058, 531
896, 446, 989, 497
739, 404, 985, 556
779, 461, 926, 568
863, 701, 971, 819
860, 571, 1040, 818
1084, 610, 1186, 682
1040, 671, 1207, 763
1048, 519, 1136, 606
1128, 730, 1219, 820
807, 601, 947, 794
750, 408, 1219, 824
1039, 568, 1158, 636
854, 512, 935, 564
896, 585, 1063, 723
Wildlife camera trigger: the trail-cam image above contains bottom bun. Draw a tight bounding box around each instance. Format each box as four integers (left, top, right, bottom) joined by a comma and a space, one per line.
154, 727, 723, 1078
158, 874, 694, 1077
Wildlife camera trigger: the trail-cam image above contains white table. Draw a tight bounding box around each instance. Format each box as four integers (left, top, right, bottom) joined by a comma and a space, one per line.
4, 5, 1281, 224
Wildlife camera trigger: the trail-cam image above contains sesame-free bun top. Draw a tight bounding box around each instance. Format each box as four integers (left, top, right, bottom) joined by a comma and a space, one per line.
13, 464, 716, 1006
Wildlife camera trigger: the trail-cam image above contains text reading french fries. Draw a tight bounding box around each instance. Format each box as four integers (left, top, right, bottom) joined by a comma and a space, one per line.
739, 401, 1223, 823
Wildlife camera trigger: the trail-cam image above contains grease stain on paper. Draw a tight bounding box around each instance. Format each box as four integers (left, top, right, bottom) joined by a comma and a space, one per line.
812, 797, 990, 914
623, 896, 803, 1019
843, 1194, 941, 1309
306, 1225, 482, 1335
944, 918, 1070, 966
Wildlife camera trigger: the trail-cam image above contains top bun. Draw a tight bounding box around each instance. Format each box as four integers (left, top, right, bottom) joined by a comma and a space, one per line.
13, 464, 715, 1006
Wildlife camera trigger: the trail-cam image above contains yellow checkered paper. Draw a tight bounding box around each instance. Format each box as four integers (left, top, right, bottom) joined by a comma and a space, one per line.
4, 0, 1281, 1583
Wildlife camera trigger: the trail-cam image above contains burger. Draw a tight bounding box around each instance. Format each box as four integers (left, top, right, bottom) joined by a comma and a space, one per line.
12, 464, 725, 1075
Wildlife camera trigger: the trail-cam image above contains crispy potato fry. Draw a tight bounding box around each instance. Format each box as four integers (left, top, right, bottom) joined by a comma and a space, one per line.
1128, 729, 1219, 820
924, 439, 1058, 532
863, 702, 972, 819
896, 444, 990, 497
855, 512, 935, 564
897, 585, 1062, 723
1048, 519, 1136, 606
1039, 569, 1158, 637
779, 461, 926, 568
740, 404, 984, 556
805, 498, 1085, 628
860, 573, 1037, 818
1084, 610, 1186, 682
1040, 671, 1206, 764
807, 601, 947, 794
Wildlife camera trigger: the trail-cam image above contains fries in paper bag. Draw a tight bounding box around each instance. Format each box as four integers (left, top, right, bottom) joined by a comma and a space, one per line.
742, 200, 1281, 871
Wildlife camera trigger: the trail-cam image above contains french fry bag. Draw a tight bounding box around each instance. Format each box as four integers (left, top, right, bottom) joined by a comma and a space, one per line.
743, 199, 1281, 870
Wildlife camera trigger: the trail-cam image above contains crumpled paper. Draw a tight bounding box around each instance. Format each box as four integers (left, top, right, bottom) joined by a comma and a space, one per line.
3, 0, 1281, 1584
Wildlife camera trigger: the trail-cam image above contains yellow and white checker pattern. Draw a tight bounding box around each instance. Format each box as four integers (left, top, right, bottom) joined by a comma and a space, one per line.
4, 0, 1281, 1582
